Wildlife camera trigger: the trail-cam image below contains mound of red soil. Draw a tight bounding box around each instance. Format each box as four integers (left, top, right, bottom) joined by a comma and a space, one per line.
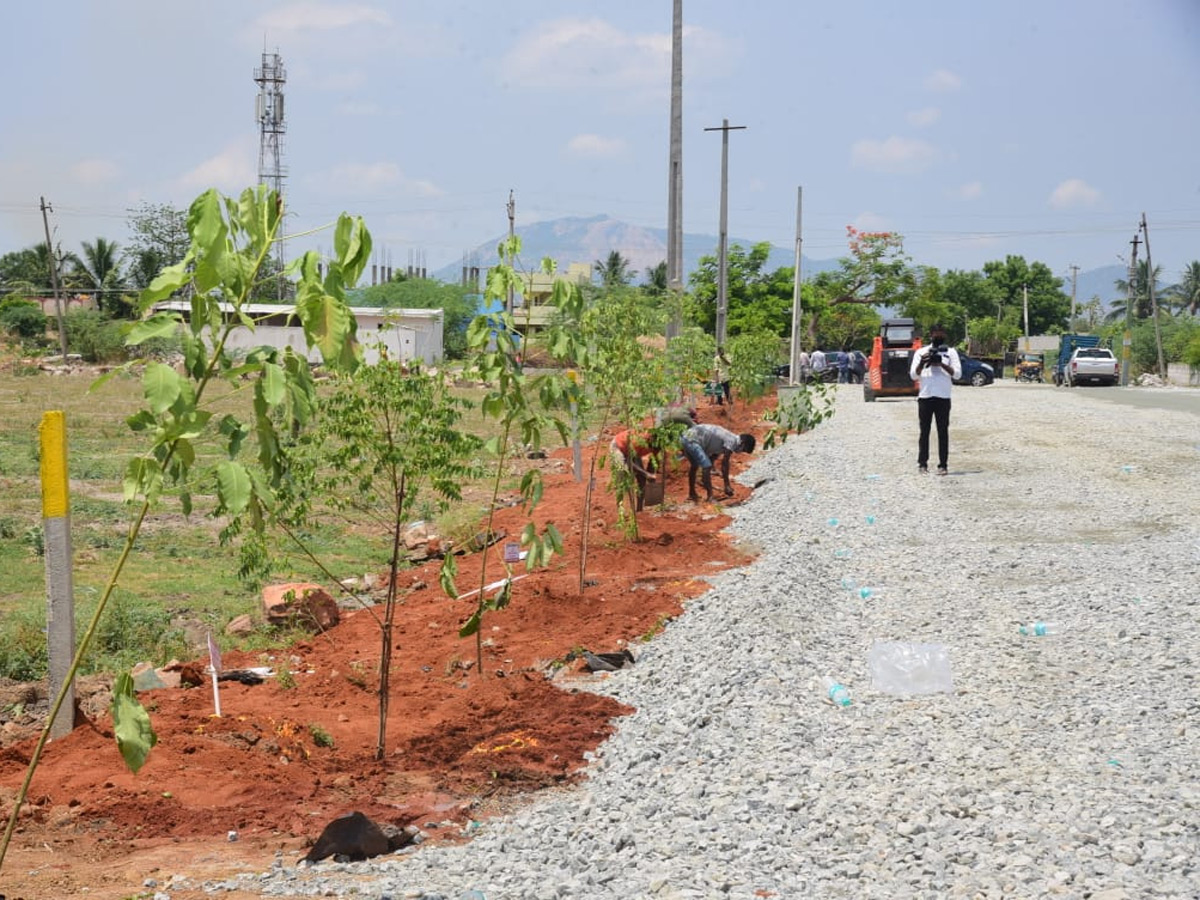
0, 395, 773, 899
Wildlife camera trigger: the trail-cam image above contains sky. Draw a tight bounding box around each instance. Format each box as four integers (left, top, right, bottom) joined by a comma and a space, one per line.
2, 0, 1198, 287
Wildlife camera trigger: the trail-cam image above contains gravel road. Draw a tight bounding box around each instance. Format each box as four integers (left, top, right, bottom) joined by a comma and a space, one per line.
203, 380, 1200, 900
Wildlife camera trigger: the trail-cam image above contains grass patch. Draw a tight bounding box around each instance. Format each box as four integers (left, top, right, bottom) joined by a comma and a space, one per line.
0, 367, 588, 682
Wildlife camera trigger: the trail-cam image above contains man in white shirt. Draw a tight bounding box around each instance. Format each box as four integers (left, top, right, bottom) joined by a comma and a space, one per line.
809, 348, 827, 382
908, 324, 962, 475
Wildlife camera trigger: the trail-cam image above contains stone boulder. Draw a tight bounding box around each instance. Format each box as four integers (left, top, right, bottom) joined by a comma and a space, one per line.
262, 583, 340, 633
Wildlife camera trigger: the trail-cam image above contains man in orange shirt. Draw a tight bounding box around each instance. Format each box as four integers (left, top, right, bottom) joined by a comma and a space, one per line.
609, 429, 660, 512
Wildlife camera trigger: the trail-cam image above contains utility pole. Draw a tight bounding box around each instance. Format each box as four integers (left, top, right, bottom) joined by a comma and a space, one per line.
704, 118, 746, 347
665, 0, 684, 341
506, 190, 516, 315
1022, 283, 1030, 354
1140, 213, 1167, 378
788, 186, 804, 384
40, 197, 69, 361
1121, 233, 1139, 386
1069, 264, 1079, 324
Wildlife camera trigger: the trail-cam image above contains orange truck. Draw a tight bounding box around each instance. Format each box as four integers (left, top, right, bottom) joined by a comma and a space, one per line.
863, 318, 922, 402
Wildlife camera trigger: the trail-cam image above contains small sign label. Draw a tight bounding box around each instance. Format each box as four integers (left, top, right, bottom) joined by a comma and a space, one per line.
207, 632, 223, 675
503, 541, 521, 563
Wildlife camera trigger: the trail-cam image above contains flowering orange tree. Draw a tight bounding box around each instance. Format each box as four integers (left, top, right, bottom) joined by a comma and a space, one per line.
806, 226, 915, 347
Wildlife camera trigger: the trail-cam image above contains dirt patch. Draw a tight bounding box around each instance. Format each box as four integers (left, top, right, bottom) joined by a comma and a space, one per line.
0, 394, 775, 899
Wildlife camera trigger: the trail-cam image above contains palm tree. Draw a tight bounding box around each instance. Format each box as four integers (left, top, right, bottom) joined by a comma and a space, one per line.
644, 260, 668, 295
1167, 261, 1200, 316
72, 238, 127, 315
593, 251, 632, 289
1106, 260, 1163, 321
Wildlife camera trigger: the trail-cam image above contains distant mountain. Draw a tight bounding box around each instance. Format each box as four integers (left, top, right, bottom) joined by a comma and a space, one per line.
1068, 265, 1127, 309
430, 214, 841, 286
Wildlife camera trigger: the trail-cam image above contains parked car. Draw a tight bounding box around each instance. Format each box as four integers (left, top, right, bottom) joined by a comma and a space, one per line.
1064, 347, 1119, 386
954, 355, 995, 387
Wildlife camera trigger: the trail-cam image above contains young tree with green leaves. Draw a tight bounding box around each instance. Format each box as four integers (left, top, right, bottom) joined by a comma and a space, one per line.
280, 359, 483, 758
0, 185, 370, 877
450, 238, 566, 674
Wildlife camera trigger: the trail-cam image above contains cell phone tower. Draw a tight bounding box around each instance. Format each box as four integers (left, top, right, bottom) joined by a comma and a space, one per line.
254, 49, 288, 299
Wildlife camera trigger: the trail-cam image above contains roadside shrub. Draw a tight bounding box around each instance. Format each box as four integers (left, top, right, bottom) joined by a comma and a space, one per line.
79, 591, 191, 674
0, 602, 48, 681
0, 301, 47, 339
61, 309, 129, 363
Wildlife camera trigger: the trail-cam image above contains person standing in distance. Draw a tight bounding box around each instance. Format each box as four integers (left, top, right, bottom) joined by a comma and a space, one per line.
909, 324, 961, 475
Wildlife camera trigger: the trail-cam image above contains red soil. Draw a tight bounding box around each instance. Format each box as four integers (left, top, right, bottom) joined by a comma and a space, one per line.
0, 395, 773, 900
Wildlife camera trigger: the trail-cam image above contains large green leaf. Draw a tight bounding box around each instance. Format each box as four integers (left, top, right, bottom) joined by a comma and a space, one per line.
458, 608, 481, 639
296, 283, 359, 373
143, 362, 182, 415
188, 189, 227, 262
139, 260, 191, 308
127, 313, 182, 347
111, 671, 158, 774
216, 460, 252, 516
259, 361, 286, 406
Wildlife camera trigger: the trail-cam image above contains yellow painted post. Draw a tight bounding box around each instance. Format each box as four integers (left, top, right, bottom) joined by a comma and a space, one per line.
39, 411, 75, 739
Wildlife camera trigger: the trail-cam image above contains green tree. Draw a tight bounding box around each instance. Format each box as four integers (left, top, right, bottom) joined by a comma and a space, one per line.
0, 243, 62, 296
0, 185, 369, 874
981, 255, 1070, 334
594, 250, 632, 288
688, 242, 794, 338
73, 237, 130, 316
285, 362, 482, 758
1167, 261, 1200, 316
1108, 260, 1164, 322
807, 227, 914, 347
124, 202, 190, 291
644, 260, 668, 296
360, 276, 476, 358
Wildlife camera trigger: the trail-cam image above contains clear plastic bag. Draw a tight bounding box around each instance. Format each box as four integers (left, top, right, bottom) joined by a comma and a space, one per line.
867, 641, 953, 696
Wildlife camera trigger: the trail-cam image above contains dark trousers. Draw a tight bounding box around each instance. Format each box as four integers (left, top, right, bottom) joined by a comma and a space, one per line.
917, 396, 952, 469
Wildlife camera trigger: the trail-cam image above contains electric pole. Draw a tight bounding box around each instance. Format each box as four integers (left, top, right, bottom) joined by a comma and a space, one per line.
1121, 233, 1139, 386
665, 0, 684, 341
1140, 213, 1167, 378
788, 186, 804, 384
506, 190, 516, 315
704, 118, 746, 347
40, 197, 69, 360
1069, 264, 1079, 324
1022, 283, 1029, 354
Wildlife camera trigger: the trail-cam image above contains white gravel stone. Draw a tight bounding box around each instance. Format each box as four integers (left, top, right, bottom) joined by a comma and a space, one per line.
204, 382, 1200, 900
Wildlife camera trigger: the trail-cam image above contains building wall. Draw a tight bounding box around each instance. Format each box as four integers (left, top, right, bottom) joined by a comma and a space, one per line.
152, 302, 444, 366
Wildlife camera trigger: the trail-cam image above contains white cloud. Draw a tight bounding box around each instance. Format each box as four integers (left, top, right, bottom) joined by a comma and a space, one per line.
924, 69, 962, 92
315, 162, 443, 197
850, 136, 940, 174
337, 99, 383, 117
954, 181, 983, 201
70, 159, 119, 185
176, 138, 258, 193
907, 106, 941, 127
501, 18, 736, 91
252, 2, 391, 33
1049, 178, 1101, 209
566, 134, 628, 159
851, 212, 892, 234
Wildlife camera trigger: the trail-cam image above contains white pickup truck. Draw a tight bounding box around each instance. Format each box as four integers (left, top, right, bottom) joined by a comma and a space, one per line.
1065, 347, 1119, 386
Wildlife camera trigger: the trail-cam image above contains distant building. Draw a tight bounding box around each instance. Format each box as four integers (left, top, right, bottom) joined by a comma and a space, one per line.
505, 263, 592, 331
152, 301, 444, 366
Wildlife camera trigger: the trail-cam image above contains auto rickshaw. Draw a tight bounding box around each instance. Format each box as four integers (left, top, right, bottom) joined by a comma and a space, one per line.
1015, 353, 1044, 383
